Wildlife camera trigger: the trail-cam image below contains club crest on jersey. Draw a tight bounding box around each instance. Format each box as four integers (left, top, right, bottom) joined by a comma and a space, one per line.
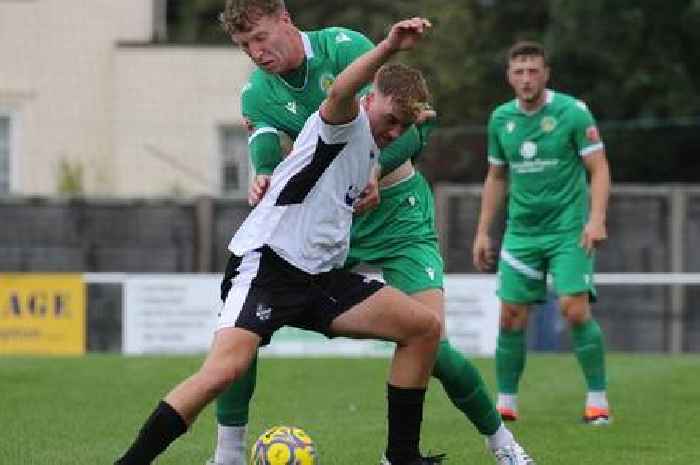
506, 121, 516, 133
320, 73, 336, 94
540, 116, 557, 133
520, 141, 538, 160
285, 101, 297, 114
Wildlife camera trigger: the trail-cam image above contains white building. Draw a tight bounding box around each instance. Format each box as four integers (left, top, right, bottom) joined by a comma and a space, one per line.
0, 0, 253, 198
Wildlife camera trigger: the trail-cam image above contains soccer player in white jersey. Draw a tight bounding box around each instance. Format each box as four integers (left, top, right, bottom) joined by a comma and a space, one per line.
115, 18, 447, 465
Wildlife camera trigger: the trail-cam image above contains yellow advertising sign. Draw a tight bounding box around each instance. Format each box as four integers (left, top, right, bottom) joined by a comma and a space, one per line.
0, 274, 86, 355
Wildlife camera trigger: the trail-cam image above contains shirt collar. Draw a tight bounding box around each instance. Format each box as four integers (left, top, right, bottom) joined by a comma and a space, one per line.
516, 89, 554, 115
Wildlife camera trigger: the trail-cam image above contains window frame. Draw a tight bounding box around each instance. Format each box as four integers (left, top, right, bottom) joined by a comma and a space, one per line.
0, 107, 19, 195
217, 123, 250, 198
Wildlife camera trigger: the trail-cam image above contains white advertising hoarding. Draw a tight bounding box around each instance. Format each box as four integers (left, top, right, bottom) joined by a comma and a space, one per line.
122, 274, 500, 356
123, 275, 220, 354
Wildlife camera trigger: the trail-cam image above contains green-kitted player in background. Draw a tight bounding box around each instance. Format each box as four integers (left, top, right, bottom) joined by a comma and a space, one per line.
211, 1, 535, 465
473, 41, 612, 425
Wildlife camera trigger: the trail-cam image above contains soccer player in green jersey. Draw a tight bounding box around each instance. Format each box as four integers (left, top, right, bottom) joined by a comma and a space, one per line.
209, 2, 535, 465
472, 41, 612, 425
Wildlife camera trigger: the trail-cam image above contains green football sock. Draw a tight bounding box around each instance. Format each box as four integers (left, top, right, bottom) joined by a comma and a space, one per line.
432, 340, 502, 435
215, 352, 258, 426
571, 319, 607, 391
495, 329, 526, 394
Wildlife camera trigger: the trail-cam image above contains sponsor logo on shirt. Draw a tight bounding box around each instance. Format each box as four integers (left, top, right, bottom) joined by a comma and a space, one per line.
519, 141, 538, 160
345, 184, 362, 206
256, 303, 272, 321
506, 121, 516, 133
511, 159, 559, 173
425, 267, 436, 280
285, 101, 298, 114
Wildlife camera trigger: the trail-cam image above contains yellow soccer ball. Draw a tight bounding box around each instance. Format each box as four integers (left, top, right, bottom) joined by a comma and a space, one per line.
251, 426, 318, 465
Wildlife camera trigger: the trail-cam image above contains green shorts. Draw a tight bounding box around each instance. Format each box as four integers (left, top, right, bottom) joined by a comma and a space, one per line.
497, 229, 596, 304
344, 171, 444, 294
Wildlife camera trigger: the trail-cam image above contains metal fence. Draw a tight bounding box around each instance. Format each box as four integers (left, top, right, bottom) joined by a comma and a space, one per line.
2, 185, 700, 352
433, 184, 700, 353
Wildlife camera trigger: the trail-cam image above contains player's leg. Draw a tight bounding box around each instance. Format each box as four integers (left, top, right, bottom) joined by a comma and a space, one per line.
115, 250, 272, 465
115, 328, 260, 465
382, 252, 502, 437
408, 289, 533, 464
208, 354, 257, 465
495, 233, 547, 421
495, 302, 529, 421
208, 254, 260, 465
327, 280, 441, 465
352, 176, 533, 463
550, 231, 609, 424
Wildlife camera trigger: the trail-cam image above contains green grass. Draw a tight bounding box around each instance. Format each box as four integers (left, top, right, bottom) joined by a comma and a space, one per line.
0, 353, 696, 464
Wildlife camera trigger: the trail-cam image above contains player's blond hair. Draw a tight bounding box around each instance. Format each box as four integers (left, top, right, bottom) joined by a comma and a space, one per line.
220, 0, 286, 35
374, 63, 432, 122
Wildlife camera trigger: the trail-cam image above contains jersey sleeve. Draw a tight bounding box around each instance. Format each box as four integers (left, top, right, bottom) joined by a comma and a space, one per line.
241, 78, 283, 174
318, 110, 364, 144
486, 113, 506, 165
378, 118, 437, 176
571, 100, 605, 157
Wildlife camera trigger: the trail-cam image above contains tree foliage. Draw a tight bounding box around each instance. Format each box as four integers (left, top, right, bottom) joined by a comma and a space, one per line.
166, 0, 700, 181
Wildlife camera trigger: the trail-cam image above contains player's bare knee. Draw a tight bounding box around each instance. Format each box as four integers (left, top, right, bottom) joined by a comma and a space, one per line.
421, 311, 441, 344
203, 364, 243, 396
559, 294, 590, 325
500, 302, 528, 330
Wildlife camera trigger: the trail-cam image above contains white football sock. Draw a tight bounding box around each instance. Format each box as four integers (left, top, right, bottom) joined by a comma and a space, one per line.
214, 424, 247, 465
497, 393, 518, 411
586, 390, 608, 409
487, 423, 514, 450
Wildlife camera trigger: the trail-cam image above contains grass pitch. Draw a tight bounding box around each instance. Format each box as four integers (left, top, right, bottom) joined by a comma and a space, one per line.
0, 353, 695, 464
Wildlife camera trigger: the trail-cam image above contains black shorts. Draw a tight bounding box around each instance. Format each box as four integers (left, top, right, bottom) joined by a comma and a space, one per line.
217, 246, 384, 345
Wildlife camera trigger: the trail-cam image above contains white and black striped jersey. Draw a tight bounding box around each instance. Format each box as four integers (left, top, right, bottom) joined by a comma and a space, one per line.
229, 106, 379, 274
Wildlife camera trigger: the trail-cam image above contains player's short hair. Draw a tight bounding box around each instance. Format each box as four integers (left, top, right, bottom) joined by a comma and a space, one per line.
220, 0, 286, 35
374, 63, 432, 123
507, 41, 548, 65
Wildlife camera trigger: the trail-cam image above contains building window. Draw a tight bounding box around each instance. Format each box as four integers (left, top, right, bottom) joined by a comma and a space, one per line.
219, 125, 249, 196
0, 115, 10, 194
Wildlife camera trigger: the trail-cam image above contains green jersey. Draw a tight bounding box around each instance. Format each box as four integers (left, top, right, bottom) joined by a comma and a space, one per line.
241, 27, 429, 175
487, 89, 604, 234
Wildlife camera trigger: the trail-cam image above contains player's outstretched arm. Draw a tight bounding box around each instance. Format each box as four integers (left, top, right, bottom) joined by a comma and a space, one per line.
320, 17, 432, 125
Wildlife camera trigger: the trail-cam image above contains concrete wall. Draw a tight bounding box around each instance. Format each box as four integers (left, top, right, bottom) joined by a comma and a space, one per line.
113, 45, 251, 197
0, 0, 251, 197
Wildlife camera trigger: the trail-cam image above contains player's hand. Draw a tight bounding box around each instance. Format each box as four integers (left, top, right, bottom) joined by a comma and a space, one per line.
242, 117, 254, 134
472, 232, 496, 272
354, 169, 380, 214
580, 219, 607, 255
386, 17, 432, 52
248, 174, 271, 207
415, 107, 437, 125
